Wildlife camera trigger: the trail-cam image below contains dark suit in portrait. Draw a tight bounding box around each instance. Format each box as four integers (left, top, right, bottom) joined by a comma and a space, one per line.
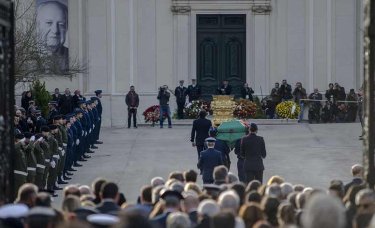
240, 133, 267, 183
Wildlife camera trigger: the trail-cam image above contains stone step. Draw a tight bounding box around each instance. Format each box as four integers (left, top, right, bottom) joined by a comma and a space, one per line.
138, 118, 299, 126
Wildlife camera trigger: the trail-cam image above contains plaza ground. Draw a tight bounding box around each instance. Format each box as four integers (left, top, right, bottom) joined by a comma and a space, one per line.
55, 123, 362, 204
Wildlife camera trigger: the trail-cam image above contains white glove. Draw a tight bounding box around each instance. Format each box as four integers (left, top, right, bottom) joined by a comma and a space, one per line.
50, 160, 56, 168
99, 118, 101, 121
93, 124, 95, 128
30, 136, 36, 142
82, 131, 84, 136
84, 131, 87, 136
76, 139, 80, 145
89, 129, 92, 133
38, 137, 43, 142
62, 149, 65, 156
58, 147, 63, 151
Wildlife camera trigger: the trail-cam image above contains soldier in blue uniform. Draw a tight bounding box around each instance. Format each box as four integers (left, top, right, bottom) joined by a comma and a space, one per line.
205, 128, 231, 169
63, 114, 75, 177
73, 108, 85, 166
197, 137, 224, 184
91, 90, 103, 144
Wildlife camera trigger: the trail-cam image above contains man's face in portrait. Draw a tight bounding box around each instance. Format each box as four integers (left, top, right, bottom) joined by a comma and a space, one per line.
37, 2, 67, 52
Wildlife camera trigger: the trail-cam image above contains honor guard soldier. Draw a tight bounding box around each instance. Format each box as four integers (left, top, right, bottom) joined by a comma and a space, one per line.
24, 133, 37, 184
64, 114, 75, 176
187, 79, 201, 102
53, 115, 68, 184
33, 134, 47, 189
175, 80, 188, 119
44, 125, 60, 196
197, 137, 224, 184
91, 90, 103, 144
73, 108, 85, 165
14, 134, 28, 198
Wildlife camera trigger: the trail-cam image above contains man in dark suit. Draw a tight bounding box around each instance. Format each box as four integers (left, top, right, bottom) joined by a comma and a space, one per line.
151, 190, 183, 228
187, 79, 201, 102
217, 80, 232, 95
240, 123, 266, 183
241, 83, 255, 101
197, 138, 224, 184
344, 164, 365, 193
191, 110, 212, 159
280, 79, 293, 100
175, 80, 188, 119
95, 182, 120, 215
59, 88, 72, 115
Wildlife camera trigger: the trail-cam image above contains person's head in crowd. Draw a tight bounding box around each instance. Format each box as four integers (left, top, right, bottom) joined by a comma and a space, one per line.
302, 193, 346, 228
296, 192, 306, 210
0, 204, 29, 228
223, 80, 229, 86
212, 211, 235, 228
355, 189, 375, 214
80, 194, 95, 203
239, 202, 264, 228
228, 172, 239, 184
280, 182, 293, 200
62, 195, 81, 219
247, 191, 262, 204
64, 185, 81, 199
184, 169, 197, 183
261, 196, 280, 227
170, 181, 185, 194
267, 175, 284, 186
277, 202, 295, 227
257, 185, 267, 197
87, 214, 119, 227
35, 192, 52, 207
218, 190, 240, 215
253, 220, 273, 228
246, 180, 261, 193
100, 182, 120, 203
118, 193, 127, 207
169, 171, 185, 182
282, 79, 287, 85
117, 213, 152, 228
274, 82, 280, 89
151, 177, 165, 188
197, 199, 220, 219
328, 180, 345, 199
351, 164, 364, 179
184, 183, 202, 196
166, 212, 191, 228
140, 185, 153, 205
303, 187, 314, 195
81, 200, 96, 208
293, 184, 305, 192
265, 184, 282, 199
92, 178, 107, 202
152, 186, 165, 204
182, 191, 199, 214
160, 190, 183, 213
79, 185, 92, 196
15, 183, 38, 208
25, 207, 56, 228
198, 110, 207, 119
230, 183, 246, 206
249, 123, 258, 134
287, 192, 298, 210
214, 165, 228, 185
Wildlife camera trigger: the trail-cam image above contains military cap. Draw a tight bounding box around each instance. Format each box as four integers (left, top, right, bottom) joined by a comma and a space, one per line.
87, 214, 119, 226
74, 108, 83, 115
77, 100, 86, 105
48, 125, 58, 130
23, 132, 33, 139
27, 207, 55, 217
41, 126, 50, 132
15, 133, 25, 140
48, 101, 57, 106
53, 115, 63, 120
95, 90, 102, 95
205, 137, 216, 142
86, 100, 93, 105
90, 97, 98, 101
0, 204, 29, 219
160, 189, 184, 200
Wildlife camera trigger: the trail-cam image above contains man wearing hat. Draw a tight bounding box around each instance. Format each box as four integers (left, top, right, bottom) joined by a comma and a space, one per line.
197, 138, 224, 184
14, 134, 28, 198
240, 123, 267, 183
151, 189, 184, 228
33, 134, 47, 189
26, 206, 56, 228
24, 133, 37, 184
73, 108, 85, 166
207, 127, 231, 169
92, 89, 103, 144
45, 125, 61, 195
47, 101, 59, 124
63, 115, 75, 176
53, 115, 69, 184
174, 80, 188, 119
187, 79, 201, 102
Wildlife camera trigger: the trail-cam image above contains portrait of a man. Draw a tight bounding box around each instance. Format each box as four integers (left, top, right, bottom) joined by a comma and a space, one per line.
36, 0, 69, 72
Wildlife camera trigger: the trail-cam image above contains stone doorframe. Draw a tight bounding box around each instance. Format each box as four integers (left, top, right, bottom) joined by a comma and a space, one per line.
171, 0, 272, 94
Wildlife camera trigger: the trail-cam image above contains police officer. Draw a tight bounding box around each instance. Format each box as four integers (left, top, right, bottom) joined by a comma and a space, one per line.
14, 134, 28, 198
197, 137, 223, 184
187, 79, 201, 102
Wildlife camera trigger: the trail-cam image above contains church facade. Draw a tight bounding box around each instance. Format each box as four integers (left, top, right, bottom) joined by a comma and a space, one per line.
33, 0, 364, 127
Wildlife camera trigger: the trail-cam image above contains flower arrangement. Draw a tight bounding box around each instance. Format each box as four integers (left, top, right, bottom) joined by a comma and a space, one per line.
276, 101, 300, 119
233, 99, 258, 119
143, 105, 166, 125
184, 100, 212, 119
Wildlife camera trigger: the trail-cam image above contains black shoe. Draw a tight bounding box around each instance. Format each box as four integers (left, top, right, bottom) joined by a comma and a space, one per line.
128, 126, 131, 129
83, 155, 91, 159
94, 141, 103, 144
78, 158, 87, 162
134, 126, 138, 128
54, 186, 63, 191
58, 178, 68, 184
66, 172, 74, 176
63, 175, 72, 180
91, 145, 98, 149
73, 163, 82, 167
87, 150, 95, 154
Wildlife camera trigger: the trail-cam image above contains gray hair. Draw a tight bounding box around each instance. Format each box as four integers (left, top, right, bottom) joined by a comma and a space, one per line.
228, 172, 239, 184
167, 212, 191, 228
302, 193, 346, 228
152, 186, 165, 204
169, 181, 185, 194
265, 183, 282, 199
280, 182, 294, 199
218, 190, 240, 214
355, 189, 375, 205
151, 177, 165, 188
197, 199, 220, 217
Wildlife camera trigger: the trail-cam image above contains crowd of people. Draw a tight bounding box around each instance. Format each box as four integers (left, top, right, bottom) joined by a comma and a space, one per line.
14, 88, 103, 198
0, 164, 374, 228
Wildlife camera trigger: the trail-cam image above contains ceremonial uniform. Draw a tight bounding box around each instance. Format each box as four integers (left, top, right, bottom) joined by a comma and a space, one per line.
197, 138, 223, 184
57, 124, 68, 183
33, 138, 46, 189
25, 141, 37, 184
187, 84, 201, 102
14, 141, 28, 197
46, 133, 60, 191
175, 85, 188, 119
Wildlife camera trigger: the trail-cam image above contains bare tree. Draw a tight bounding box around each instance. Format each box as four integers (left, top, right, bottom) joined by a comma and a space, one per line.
14, 0, 86, 84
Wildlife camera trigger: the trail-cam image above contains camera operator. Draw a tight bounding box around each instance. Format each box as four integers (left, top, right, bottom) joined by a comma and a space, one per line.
157, 85, 172, 128
308, 88, 323, 123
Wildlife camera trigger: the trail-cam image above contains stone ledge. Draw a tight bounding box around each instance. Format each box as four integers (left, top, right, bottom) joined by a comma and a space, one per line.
137, 118, 298, 126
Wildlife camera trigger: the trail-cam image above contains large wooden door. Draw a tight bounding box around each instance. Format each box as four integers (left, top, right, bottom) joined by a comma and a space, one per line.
197, 14, 246, 100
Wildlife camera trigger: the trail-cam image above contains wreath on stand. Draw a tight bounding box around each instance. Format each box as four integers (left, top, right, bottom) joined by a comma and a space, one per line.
143, 105, 167, 126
